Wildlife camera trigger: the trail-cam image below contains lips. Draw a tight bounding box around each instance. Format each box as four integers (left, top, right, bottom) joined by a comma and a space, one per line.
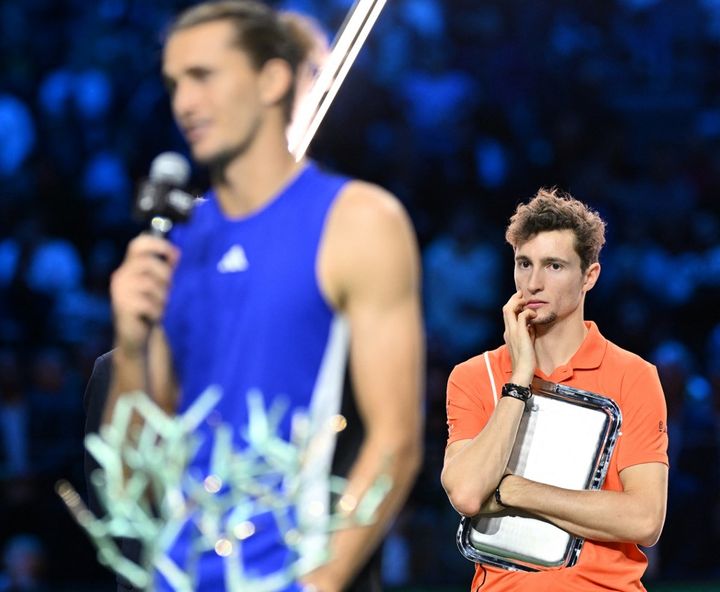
525, 301, 546, 309
183, 121, 209, 143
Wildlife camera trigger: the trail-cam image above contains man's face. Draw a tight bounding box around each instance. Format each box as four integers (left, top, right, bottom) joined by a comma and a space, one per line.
513, 229, 599, 327
162, 20, 264, 165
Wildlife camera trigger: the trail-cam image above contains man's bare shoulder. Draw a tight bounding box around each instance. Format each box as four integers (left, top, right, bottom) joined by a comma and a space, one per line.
318, 179, 418, 308
331, 179, 409, 230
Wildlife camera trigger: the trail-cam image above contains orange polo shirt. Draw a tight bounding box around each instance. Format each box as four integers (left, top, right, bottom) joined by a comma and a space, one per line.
446, 321, 668, 592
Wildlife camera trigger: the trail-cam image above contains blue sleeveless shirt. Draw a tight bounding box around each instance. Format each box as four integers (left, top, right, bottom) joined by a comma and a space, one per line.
161, 162, 351, 590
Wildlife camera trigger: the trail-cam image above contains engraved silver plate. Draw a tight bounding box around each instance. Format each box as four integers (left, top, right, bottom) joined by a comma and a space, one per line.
456, 378, 622, 571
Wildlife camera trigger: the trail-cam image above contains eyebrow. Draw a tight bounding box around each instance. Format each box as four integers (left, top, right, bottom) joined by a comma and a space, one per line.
515, 255, 571, 266
162, 65, 214, 87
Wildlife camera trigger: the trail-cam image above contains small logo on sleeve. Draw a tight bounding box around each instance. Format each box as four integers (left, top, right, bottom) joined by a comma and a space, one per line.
658, 420, 667, 433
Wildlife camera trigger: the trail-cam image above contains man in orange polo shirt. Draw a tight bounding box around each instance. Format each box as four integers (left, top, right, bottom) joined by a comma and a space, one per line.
441, 188, 668, 591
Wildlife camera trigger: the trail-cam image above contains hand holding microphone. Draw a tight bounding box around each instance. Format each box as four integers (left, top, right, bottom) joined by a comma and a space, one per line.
111, 153, 193, 356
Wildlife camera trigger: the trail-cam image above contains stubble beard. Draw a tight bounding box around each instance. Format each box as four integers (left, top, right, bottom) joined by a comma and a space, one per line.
530, 311, 558, 326
198, 115, 263, 184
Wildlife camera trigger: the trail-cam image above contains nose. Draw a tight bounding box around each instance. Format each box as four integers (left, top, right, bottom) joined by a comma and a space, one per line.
526, 267, 543, 294
172, 80, 198, 121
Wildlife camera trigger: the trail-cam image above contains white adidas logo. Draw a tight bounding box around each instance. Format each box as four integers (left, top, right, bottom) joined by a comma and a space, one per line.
217, 244, 249, 273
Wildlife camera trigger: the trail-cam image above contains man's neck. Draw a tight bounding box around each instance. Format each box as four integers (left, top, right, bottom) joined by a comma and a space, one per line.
212, 125, 305, 218
533, 313, 589, 377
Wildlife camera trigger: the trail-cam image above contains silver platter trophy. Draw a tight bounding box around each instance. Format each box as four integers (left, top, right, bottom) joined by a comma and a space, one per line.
456, 378, 622, 571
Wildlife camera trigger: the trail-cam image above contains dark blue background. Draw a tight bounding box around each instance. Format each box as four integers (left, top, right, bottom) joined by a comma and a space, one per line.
0, 0, 718, 589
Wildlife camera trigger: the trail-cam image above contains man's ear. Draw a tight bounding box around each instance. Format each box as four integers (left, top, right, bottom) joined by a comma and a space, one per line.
582, 262, 601, 293
258, 58, 293, 107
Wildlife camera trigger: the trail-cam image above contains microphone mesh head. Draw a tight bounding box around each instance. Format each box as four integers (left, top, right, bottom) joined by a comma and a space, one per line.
149, 152, 191, 186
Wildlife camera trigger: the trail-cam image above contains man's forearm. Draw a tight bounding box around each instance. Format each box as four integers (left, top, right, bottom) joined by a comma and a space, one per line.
442, 396, 526, 517
103, 328, 177, 425
442, 289, 539, 516
102, 346, 148, 426
302, 433, 422, 592
500, 475, 663, 546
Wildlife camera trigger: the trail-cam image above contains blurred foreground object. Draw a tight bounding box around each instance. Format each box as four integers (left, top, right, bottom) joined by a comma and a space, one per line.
58, 387, 391, 592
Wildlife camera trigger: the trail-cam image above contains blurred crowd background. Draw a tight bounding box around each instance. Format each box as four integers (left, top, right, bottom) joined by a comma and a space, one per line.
0, 0, 719, 589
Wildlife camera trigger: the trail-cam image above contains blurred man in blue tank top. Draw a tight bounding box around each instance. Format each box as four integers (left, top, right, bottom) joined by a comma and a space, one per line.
102, 1, 424, 591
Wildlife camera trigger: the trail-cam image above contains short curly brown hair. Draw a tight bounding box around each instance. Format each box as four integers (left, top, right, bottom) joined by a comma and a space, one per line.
505, 188, 606, 271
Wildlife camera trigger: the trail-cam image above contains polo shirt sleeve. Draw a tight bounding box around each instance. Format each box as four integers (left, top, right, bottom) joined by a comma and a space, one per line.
615, 362, 669, 471
446, 357, 493, 447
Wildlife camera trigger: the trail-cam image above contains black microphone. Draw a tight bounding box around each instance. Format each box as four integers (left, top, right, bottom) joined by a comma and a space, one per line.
135, 152, 195, 238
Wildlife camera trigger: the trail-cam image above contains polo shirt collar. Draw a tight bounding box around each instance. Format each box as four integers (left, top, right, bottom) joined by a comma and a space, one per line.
570, 321, 606, 370
500, 320, 607, 381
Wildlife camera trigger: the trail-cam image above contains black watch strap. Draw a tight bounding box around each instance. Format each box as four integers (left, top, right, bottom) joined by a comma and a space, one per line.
494, 473, 512, 507
501, 383, 532, 402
